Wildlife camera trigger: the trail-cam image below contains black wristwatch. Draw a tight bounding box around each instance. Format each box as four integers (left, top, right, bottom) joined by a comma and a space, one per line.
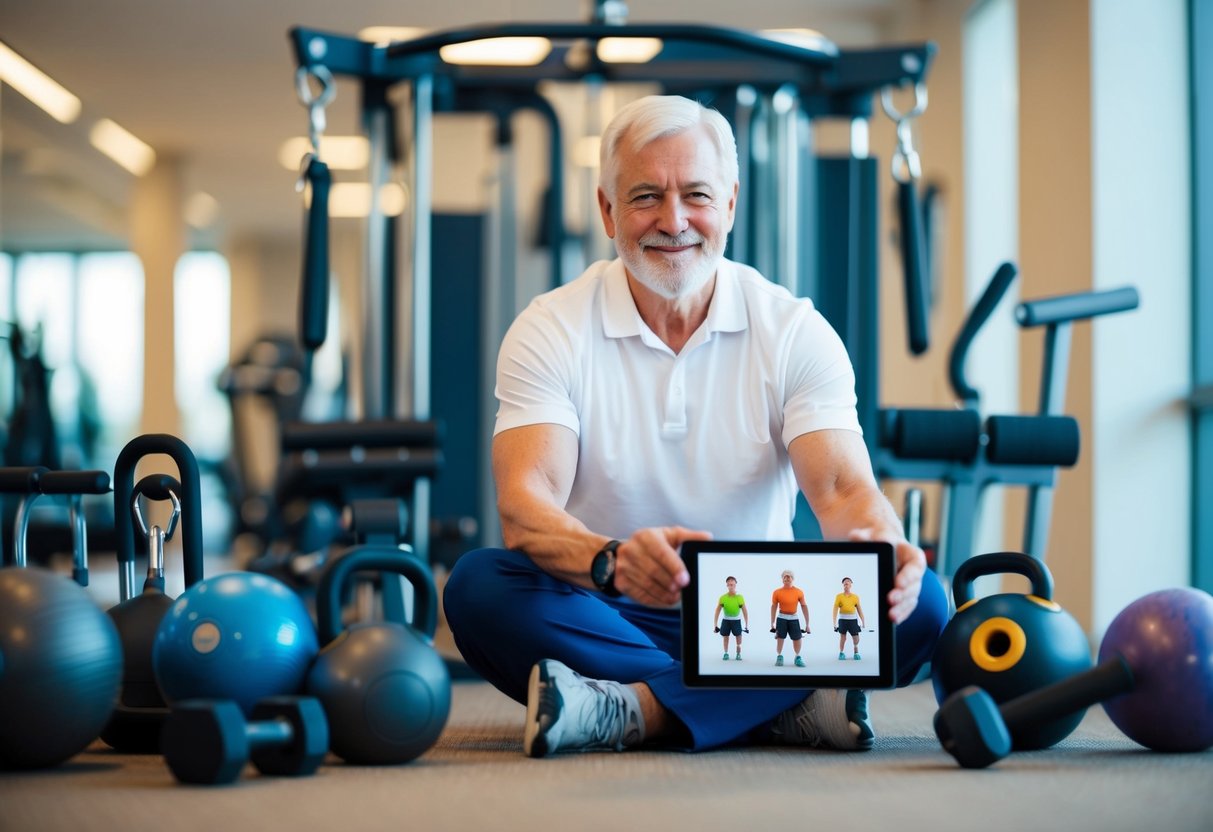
591, 539, 623, 597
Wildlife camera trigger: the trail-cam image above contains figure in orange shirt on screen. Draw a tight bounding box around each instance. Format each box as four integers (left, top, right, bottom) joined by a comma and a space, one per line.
770, 570, 810, 667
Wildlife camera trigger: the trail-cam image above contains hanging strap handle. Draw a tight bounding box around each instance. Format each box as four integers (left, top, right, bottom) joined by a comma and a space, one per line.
295, 66, 335, 351
882, 83, 931, 356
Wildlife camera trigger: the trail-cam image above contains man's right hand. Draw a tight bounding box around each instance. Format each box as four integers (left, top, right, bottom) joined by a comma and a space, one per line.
613, 526, 709, 606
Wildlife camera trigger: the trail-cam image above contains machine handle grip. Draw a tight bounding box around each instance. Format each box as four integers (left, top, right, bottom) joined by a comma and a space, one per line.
37, 470, 111, 495
300, 156, 331, 351
949, 262, 1018, 404
0, 466, 48, 493
1016, 286, 1139, 328
898, 180, 930, 356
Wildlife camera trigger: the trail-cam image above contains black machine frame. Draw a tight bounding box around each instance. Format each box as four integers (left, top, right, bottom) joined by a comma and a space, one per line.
286, 14, 938, 564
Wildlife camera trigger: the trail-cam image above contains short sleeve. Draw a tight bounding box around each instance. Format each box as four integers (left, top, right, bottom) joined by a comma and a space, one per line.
494, 303, 580, 436
781, 307, 862, 446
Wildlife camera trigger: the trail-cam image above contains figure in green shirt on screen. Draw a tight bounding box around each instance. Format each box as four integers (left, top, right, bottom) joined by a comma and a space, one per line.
713, 576, 750, 660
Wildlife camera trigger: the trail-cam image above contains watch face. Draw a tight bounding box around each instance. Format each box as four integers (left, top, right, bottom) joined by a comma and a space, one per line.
592, 548, 613, 589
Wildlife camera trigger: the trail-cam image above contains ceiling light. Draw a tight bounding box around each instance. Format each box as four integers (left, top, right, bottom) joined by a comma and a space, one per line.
278, 136, 369, 171
596, 38, 663, 64
184, 192, 220, 229
0, 40, 81, 124
328, 182, 407, 218
761, 28, 832, 52
439, 38, 552, 67
358, 26, 427, 45
89, 118, 156, 176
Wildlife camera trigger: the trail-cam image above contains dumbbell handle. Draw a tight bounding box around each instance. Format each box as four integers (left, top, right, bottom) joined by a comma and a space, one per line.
1000, 655, 1134, 731
247, 718, 294, 748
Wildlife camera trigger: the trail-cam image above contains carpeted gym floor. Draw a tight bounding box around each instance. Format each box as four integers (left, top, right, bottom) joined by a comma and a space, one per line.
2, 679, 1209, 832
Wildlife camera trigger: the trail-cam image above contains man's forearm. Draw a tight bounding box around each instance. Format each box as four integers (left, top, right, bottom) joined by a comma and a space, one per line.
816, 483, 905, 542
498, 487, 608, 588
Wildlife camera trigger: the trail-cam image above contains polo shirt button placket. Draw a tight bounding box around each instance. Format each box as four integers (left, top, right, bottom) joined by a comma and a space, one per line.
663, 361, 688, 436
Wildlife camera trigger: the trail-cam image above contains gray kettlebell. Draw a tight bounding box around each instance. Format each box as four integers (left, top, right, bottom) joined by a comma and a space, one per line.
306, 546, 451, 764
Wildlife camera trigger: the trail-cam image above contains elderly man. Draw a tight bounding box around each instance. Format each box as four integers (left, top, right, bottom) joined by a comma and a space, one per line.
444, 94, 947, 757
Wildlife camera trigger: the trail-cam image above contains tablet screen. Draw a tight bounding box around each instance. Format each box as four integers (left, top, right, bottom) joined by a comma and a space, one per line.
680, 540, 896, 689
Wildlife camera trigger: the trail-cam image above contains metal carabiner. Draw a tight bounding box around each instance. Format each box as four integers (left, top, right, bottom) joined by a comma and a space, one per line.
295, 65, 336, 157
881, 81, 929, 123
882, 83, 928, 184
132, 487, 182, 544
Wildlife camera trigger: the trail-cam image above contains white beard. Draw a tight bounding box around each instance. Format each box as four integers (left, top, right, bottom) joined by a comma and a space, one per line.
617, 229, 725, 300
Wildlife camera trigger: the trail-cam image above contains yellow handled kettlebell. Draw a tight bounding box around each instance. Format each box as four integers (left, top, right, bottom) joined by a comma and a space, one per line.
931, 551, 1091, 749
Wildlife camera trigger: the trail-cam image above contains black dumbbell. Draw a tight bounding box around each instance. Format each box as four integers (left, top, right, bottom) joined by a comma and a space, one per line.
162, 696, 329, 785
933, 659, 1132, 768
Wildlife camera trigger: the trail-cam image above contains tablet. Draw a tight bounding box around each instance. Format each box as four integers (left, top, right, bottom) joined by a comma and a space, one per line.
680, 540, 896, 689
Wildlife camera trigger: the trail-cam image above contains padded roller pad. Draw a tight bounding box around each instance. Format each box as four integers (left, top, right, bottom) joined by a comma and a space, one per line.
985, 415, 1080, 467
882, 408, 982, 462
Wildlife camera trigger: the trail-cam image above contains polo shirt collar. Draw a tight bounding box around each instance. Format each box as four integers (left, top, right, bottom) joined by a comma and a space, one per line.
601, 257, 749, 339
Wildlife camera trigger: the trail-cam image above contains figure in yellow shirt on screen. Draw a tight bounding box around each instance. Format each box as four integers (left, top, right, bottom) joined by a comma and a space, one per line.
770, 570, 810, 667
712, 576, 750, 661
833, 577, 867, 661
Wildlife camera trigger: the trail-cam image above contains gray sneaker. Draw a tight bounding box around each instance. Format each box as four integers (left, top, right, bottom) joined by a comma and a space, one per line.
523, 659, 645, 758
768, 689, 874, 751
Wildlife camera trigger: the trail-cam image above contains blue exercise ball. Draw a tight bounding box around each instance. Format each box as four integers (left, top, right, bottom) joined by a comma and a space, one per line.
152, 572, 318, 715
0, 567, 123, 769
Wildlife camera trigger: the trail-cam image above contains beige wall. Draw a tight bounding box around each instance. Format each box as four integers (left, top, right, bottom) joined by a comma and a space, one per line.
1016, 0, 1095, 627
131, 155, 184, 437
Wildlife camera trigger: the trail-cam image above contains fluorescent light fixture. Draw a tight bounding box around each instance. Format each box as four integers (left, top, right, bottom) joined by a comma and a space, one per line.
89, 118, 156, 176
761, 28, 831, 51
184, 192, 220, 229
596, 37, 662, 64
328, 182, 407, 218
440, 37, 552, 67
574, 136, 601, 168
0, 40, 81, 123
278, 136, 369, 171
358, 26, 426, 45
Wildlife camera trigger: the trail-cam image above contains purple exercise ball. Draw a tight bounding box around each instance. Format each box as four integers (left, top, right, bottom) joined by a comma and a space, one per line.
1098, 587, 1213, 752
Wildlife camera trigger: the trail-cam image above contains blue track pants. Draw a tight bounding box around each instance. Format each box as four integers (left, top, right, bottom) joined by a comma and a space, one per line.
444, 547, 948, 750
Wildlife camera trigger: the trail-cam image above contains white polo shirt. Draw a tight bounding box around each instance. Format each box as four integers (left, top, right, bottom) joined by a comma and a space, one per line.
494, 258, 861, 541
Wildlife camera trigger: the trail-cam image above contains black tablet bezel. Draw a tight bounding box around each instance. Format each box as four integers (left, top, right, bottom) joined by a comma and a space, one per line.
680, 540, 897, 689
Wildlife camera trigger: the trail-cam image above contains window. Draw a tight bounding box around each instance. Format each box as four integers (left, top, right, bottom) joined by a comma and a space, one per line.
77, 253, 145, 463
1, 250, 146, 468
174, 252, 232, 459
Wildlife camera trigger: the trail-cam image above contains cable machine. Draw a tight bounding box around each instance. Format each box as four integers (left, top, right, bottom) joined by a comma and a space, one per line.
287, 2, 936, 561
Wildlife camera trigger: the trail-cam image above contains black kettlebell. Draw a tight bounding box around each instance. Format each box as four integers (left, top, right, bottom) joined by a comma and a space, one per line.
931, 551, 1091, 749
307, 547, 451, 764
102, 435, 205, 752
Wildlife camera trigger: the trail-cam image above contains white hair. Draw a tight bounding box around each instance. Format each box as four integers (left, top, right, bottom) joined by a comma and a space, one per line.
598, 95, 739, 199
781, 570, 794, 580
